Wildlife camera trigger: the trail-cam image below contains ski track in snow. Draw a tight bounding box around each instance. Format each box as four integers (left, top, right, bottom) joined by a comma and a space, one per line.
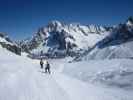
35, 72, 70, 100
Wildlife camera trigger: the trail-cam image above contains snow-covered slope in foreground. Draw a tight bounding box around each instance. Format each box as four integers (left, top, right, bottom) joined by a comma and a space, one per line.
0, 46, 133, 100
63, 59, 133, 90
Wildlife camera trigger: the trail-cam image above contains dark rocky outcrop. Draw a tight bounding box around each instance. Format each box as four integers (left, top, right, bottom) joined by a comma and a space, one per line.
0, 33, 21, 55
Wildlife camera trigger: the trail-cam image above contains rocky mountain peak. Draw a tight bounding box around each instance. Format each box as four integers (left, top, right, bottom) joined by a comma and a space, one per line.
47, 20, 64, 31
126, 16, 133, 26
48, 20, 63, 27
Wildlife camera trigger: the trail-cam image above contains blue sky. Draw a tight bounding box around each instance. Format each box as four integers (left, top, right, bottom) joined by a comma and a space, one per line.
0, 0, 133, 40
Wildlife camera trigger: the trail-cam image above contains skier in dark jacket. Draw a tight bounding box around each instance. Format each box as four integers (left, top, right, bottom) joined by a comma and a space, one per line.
40, 59, 44, 69
45, 61, 51, 74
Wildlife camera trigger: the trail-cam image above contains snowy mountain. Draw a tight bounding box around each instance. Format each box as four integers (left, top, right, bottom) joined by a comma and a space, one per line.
0, 33, 21, 55
19, 21, 109, 58
77, 17, 133, 60
19, 17, 133, 60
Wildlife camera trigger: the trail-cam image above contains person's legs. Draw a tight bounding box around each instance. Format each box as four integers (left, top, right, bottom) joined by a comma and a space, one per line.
45, 67, 47, 73
45, 67, 50, 74
41, 64, 43, 69
48, 67, 51, 74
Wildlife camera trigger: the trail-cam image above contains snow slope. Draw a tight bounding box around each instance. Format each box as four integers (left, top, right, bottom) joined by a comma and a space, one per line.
77, 17, 133, 60
63, 59, 133, 90
0, 46, 133, 100
82, 41, 133, 60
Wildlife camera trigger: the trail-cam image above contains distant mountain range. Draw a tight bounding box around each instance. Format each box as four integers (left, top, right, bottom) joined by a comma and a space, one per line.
19, 20, 111, 58
0, 17, 133, 59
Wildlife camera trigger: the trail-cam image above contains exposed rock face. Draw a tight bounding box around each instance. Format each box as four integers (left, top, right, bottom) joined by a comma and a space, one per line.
20, 21, 109, 58
0, 33, 21, 55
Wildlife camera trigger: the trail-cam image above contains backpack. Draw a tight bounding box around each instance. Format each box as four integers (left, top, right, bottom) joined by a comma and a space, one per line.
40, 60, 43, 65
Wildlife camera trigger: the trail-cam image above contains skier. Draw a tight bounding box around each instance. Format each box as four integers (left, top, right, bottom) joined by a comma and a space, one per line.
45, 60, 51, 74
40, 58, 44, 69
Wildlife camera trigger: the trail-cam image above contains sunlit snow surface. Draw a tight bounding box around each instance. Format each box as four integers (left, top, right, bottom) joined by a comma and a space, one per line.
0, 46, 133, 100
